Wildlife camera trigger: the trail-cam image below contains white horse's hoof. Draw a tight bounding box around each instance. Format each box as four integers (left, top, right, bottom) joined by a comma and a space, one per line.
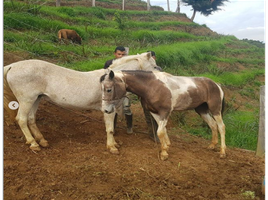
39, 139, 49, 147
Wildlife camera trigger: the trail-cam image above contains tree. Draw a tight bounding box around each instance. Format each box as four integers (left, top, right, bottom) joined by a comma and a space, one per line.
56, 0, 60, 7
122, 0, 125, 10
147, 0, 150, 11
181, 0, 229, 21
167, 0, 170, 11
176, 0, 180, 13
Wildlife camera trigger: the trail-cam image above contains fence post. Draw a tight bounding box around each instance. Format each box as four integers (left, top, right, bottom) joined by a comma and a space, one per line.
256, 85, 265, 157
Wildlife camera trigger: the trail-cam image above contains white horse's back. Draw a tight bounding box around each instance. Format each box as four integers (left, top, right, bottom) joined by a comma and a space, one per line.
6, 60, 105, 110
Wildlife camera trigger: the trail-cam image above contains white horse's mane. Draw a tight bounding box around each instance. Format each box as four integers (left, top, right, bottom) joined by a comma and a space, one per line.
109, 53, 146, 69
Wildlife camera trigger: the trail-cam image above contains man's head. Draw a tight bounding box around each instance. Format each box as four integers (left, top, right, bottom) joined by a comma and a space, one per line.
147, 51, 156, 60
114, 46, 126, 59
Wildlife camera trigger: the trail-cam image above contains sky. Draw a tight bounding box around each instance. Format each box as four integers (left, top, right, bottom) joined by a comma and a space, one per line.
149, 0, 265, 42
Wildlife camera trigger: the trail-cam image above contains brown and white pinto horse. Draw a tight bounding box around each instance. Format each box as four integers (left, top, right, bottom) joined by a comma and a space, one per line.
100, 70, 226, 160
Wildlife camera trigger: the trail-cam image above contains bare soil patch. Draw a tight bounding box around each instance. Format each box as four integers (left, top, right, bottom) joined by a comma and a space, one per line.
4, 53, 264, 200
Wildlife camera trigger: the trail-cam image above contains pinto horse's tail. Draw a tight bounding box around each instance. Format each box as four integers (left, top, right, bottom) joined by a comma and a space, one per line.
4, 66, 18, 125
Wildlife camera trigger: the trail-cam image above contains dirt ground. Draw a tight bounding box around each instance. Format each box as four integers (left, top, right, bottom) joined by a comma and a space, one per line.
3, 54, 265, 200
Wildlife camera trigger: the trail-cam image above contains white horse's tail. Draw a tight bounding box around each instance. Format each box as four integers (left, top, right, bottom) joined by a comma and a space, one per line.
4, 66, 18, 125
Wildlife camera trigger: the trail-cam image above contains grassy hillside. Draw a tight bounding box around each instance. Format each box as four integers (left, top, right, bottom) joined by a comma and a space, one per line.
3, 1, 265, 151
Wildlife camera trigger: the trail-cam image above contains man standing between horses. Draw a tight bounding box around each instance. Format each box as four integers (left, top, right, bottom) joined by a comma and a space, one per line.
104, 46, 133, 134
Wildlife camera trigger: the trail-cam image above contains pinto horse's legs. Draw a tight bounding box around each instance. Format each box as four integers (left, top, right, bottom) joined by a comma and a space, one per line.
104, 112, 119, 154
16, 101, 41, 151
151, 113, 170, 160
28, 97, 49, 148
158, 119, 170, 161
214, 115, 226, 158
196, 104, 226, 158
199, 113, 218, 149
195, 104, 220, 149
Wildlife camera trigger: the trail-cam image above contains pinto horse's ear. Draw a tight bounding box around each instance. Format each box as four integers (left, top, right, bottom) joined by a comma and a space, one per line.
109, 70, 114, 80
100, 74, 106, 82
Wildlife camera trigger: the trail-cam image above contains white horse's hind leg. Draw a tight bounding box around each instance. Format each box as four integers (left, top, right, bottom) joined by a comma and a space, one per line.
16, 101, 40, 151
199, 113, 218, 149
28, 97, 49, 147
104, 112, 119, 154
214, 115, 226, 158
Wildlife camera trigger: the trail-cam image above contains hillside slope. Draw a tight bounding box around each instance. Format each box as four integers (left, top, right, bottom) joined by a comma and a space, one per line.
3, 1, 265, 199
4, 1, 265, 150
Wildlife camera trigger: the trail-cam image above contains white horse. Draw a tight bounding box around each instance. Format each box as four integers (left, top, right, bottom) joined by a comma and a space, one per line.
100, 70, 226, 160
4, 52, 160, 153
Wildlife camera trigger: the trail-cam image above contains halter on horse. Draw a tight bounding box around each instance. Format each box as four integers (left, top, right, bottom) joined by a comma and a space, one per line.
100, 70, 226, 161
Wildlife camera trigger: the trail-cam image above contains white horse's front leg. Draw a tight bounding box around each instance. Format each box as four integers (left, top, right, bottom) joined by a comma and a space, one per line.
104, 112, 119, 154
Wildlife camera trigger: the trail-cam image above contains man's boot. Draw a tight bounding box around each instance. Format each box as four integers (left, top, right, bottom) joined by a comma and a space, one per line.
125, 114, 133, 134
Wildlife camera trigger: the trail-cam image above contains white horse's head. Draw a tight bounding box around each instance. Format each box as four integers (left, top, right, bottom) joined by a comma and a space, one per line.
100, 70, 126, 114
109, 52, 162, 71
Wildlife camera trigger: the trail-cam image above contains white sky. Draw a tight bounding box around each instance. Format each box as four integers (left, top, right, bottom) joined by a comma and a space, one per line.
149, 0, 266, 42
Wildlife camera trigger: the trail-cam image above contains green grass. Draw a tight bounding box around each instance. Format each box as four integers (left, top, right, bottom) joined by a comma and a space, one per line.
224, 111, 259, 150
200, 69, 265, 86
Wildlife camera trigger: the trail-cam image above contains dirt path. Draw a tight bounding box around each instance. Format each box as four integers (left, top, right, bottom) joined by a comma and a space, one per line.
4, 100, 265, 200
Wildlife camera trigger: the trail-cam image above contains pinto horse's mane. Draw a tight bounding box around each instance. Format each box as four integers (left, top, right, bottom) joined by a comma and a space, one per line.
121, 70, 153, 75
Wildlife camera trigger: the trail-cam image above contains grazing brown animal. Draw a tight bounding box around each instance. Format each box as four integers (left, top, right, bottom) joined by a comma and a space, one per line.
58, 29, 82, 44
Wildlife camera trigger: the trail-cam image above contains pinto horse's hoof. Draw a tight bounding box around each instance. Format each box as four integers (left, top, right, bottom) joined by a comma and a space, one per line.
39, 139, 49, 147
220, 154, 226, 158
30, 145, 41, 151
220, 148, 226, 158
109, 147, 119, 155
160, 152, 169, 161
207, 144, 216, 149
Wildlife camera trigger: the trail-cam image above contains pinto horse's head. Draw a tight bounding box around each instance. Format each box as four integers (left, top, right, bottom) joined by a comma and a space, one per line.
100, 70, 126, 114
